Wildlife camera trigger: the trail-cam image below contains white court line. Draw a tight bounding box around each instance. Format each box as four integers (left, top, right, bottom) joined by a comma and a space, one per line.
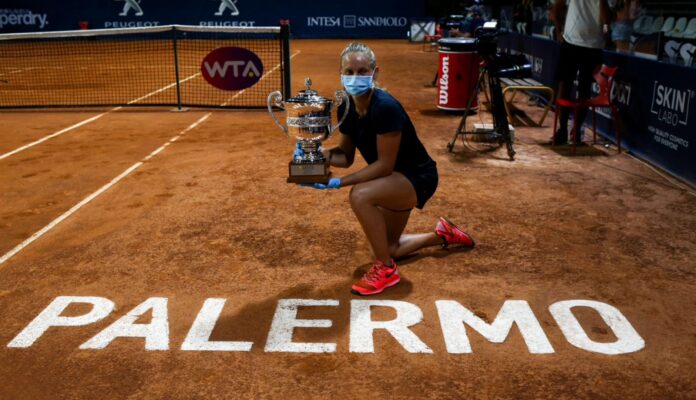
2, 66, 200, 74
0, 67, 37, 77
0, 71, 202, 161
0, 112, 211, 266
0, 50, 301, 266
127, 73, 200, 105
0, 111, 116, 161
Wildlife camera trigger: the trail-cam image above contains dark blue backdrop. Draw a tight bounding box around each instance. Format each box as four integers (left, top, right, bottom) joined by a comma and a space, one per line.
499, 33, 696, 187
0, 0, 424, 38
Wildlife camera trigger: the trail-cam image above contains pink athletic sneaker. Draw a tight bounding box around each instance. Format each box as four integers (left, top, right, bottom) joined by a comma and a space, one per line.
435, 217, 475, 249
351, 260, 400, 296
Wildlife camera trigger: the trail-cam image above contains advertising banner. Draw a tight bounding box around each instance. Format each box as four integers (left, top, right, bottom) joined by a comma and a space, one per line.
0, 0, 424, 38
604, 51, 695, 185
497, 33, 559, 87
500, 33, 695, 186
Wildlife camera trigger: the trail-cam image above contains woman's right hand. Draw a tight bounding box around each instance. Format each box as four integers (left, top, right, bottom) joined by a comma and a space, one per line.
299, 178, 342, 190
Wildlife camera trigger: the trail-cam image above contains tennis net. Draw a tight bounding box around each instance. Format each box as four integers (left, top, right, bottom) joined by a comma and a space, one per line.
0, 24, 291, 109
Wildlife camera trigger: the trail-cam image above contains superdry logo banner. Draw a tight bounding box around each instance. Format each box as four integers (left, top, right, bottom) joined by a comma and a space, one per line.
201, 47, 264, 91
0, 9, 49, 31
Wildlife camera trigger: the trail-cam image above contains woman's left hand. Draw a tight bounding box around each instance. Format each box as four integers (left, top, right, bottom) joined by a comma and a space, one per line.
300, 177, 341, 190
293, 142, 304, 159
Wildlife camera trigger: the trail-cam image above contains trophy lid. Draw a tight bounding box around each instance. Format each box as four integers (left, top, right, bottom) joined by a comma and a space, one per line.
286, 77, 332, 104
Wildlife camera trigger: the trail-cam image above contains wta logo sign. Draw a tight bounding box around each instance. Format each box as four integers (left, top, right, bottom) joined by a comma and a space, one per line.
201, 47, 264, 91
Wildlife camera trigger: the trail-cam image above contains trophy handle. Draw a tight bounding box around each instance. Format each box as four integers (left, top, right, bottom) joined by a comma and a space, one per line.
267, 91, 288, 136
330, 90, 350, 134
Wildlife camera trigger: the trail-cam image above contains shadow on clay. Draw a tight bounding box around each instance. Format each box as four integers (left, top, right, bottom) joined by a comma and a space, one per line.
207, 271, 414, 352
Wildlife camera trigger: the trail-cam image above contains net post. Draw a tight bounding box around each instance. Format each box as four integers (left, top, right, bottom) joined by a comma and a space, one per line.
172, 26, 184, 111
280, 23, 291, 99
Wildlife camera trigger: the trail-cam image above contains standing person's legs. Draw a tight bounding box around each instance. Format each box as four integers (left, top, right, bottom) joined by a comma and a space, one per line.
556, 80, 571, 137
574, 47, 603, 137
555, 42, 580, 142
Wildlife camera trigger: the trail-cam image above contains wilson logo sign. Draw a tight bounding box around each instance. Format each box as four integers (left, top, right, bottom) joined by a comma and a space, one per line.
201, 47, 264, 91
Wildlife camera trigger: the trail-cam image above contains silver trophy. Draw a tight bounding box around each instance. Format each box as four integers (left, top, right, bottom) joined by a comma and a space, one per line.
268, 78, 349, 184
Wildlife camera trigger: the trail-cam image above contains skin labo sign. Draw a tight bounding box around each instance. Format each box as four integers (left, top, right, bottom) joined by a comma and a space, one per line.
6, 297, 644, 355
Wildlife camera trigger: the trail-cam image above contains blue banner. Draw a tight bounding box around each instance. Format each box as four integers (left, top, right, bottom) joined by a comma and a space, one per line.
0, 0, 424, 38
604, 51, 695, 185
499, 33, 695, 186
497, 33, 559, 86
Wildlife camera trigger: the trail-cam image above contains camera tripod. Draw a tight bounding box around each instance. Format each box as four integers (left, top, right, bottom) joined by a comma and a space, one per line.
446, 62, 516, 161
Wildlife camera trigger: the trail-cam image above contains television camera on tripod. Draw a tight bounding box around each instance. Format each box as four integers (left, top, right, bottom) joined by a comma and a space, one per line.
446, 21, 532, 161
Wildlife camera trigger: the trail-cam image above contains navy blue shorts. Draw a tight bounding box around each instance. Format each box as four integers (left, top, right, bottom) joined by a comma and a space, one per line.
401, 163, 438, 210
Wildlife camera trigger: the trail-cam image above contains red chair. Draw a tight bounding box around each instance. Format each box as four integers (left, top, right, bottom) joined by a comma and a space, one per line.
553, 64, 621, 154
423, 24, 443, 51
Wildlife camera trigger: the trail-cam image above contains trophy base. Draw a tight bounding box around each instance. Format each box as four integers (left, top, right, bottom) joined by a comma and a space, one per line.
287, 160, 331, 184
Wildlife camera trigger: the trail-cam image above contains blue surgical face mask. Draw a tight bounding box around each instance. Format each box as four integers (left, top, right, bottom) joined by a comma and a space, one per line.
341, 72, 374, 96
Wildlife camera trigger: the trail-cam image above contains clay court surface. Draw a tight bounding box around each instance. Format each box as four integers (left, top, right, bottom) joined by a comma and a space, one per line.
0, 39, 695, 399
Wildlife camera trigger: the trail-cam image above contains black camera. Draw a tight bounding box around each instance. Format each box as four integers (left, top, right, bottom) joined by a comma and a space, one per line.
474, 21, 532, 79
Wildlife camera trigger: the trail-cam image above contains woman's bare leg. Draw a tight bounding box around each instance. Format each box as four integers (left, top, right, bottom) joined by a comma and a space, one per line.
393, 233, 443, 259
380, 208, 442, 259
349, 172, 418, 264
